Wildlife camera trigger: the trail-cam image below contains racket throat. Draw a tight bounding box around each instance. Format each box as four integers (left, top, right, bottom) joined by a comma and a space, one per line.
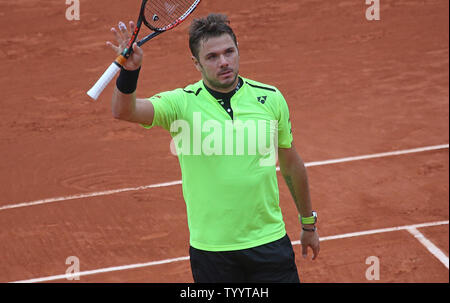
115, 55, 127, 67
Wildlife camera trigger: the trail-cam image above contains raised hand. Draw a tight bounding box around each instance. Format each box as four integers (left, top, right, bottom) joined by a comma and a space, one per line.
106, 21, 144, 71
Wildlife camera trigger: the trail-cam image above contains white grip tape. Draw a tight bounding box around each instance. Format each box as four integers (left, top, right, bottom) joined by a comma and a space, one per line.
87, 62, 121, 100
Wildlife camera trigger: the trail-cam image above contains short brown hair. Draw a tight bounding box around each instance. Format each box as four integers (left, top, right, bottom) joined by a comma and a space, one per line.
189, 13, 238, 59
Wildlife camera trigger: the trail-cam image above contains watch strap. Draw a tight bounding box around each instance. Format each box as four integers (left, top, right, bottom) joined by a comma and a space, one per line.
302, 226, 317, 232
299, 211, 317, 225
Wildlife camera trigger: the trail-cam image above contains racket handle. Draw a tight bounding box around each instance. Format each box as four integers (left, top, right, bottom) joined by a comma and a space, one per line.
87, 62, 121, 100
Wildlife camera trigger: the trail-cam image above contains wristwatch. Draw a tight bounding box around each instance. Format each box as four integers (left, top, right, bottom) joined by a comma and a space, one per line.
299, 211, 317, 225
300, 211, 318, 232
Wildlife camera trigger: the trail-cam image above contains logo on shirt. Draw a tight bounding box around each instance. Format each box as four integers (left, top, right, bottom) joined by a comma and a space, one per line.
257, 96, 267, 104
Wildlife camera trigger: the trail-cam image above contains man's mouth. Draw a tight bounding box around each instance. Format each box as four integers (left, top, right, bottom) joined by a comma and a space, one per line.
218, 69, 233, 77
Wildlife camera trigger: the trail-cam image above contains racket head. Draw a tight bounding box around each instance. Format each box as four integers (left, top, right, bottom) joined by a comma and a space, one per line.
142, 0, 201, 32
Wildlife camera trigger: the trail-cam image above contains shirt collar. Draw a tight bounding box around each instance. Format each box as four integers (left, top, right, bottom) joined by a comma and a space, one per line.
203, 77, 244, 101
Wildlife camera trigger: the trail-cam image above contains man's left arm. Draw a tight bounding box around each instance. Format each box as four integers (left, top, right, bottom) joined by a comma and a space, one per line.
278, 145, 320, 260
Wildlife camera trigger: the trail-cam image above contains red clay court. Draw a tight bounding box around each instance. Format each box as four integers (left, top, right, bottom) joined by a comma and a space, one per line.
0, 0, 448, 283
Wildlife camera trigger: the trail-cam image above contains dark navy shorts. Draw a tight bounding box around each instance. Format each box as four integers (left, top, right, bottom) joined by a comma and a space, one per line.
189, 234, 300, 283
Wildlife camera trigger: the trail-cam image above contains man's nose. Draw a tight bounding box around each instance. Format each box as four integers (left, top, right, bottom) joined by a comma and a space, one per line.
218, 54, 229, 67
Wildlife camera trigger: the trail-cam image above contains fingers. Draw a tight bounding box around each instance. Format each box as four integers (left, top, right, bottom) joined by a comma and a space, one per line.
106, 39, 119, 51
129, 21, 136, 34
113, 21, 129, 47
118, 21, 130, 41
301, 232, 320, 260
132, 42, 142, 54
301, 243, 308, 259
107, 21, 134, 55
111, 27, 122, 44
302, 243, 320, 260
118, 21, 127, 31
311, 243, 320, 260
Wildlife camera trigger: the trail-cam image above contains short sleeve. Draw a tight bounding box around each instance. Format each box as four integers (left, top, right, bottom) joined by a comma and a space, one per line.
141, 88, 185, 131
277, 92, 293, 148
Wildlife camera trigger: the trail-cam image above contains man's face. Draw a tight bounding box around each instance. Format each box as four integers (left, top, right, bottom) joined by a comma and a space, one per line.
193, 34, 240, 93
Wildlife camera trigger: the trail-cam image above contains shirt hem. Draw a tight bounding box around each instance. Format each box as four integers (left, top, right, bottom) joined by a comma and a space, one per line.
189, 229, 287, 252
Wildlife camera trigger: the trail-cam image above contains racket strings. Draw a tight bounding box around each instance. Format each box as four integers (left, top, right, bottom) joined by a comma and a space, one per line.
145, 0, 198, 30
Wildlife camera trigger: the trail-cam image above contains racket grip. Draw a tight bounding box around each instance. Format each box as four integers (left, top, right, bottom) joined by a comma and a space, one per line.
87, 62, 121, 100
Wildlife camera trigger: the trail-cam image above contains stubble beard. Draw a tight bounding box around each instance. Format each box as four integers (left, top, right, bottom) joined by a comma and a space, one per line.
204, 69, 239, 92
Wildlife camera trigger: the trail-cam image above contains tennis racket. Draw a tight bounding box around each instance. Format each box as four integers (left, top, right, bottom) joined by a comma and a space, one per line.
87, 0, 201, 100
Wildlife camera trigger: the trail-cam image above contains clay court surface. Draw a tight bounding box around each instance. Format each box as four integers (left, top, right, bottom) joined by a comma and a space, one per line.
0, 0, 448, 283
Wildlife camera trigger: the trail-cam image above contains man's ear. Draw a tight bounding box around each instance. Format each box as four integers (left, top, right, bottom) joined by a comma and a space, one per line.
192, 55, 202, 72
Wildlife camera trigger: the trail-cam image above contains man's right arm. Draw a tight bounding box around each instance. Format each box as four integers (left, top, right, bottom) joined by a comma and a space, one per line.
111, 87, 154, 125
108, 21, 154, 125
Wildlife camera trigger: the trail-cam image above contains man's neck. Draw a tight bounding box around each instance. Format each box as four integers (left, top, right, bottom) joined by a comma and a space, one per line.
204, 77, 243, 100
203, 75, 241, 93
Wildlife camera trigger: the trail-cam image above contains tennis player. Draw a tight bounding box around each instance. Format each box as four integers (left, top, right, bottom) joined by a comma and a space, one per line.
109, 14, 320, 283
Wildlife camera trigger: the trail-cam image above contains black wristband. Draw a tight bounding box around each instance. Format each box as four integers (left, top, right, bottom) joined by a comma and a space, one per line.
116, 66, 141, 94
302, 226, 316, 232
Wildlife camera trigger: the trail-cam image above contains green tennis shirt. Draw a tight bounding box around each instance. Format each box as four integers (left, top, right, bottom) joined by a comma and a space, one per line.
142, 77, 293, 251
